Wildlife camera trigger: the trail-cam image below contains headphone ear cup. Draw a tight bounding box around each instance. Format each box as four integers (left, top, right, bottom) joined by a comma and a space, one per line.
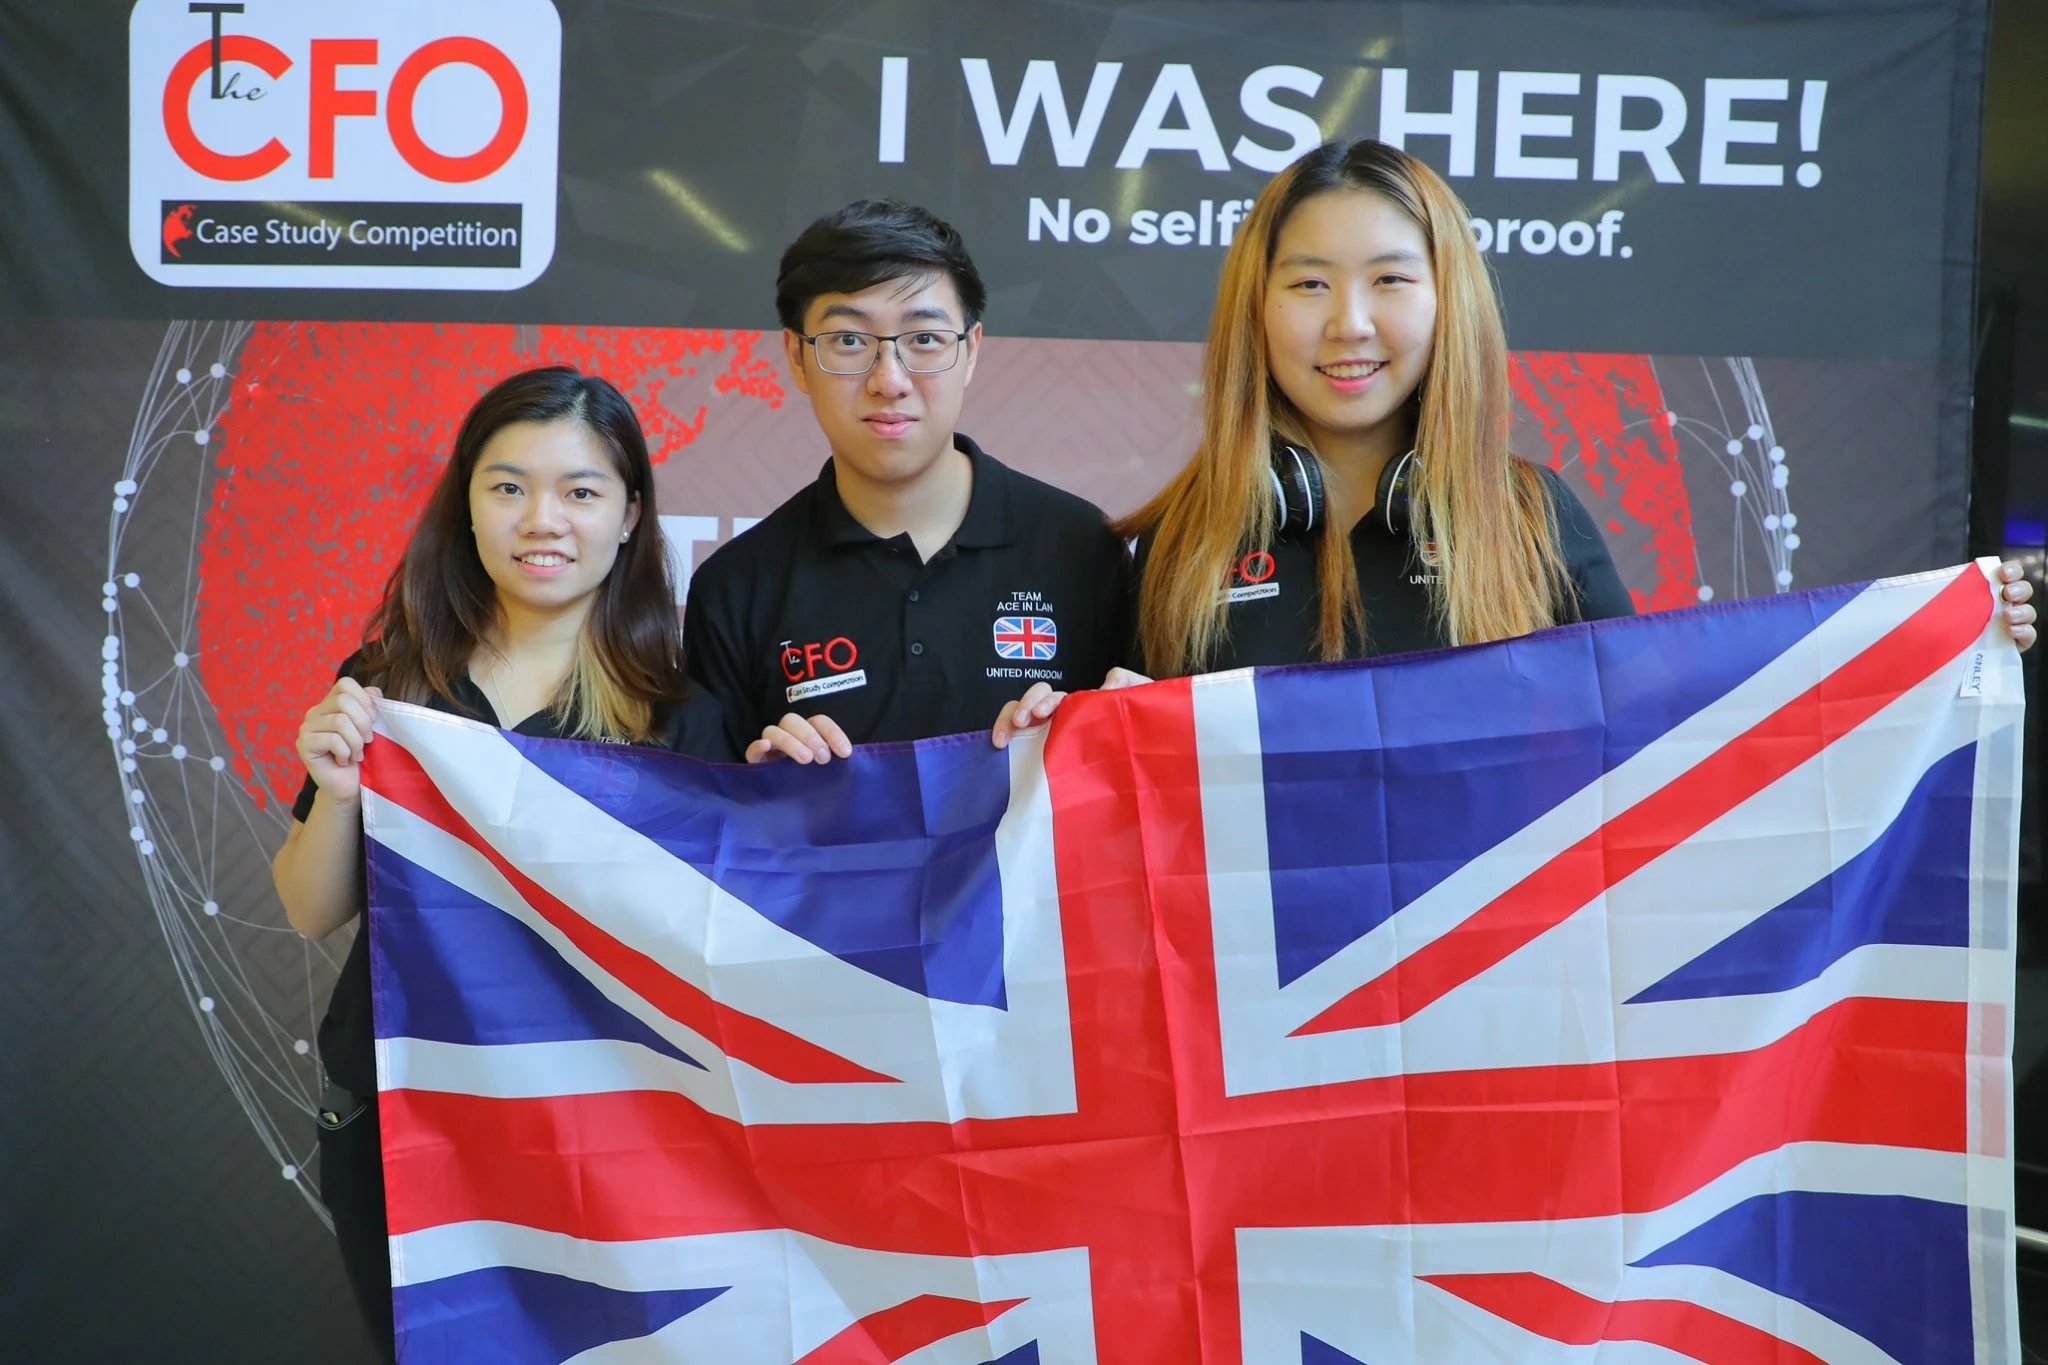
1270, 441, 1325, 540
1292, 446, 1324, 537
1371, 449, 1419, 539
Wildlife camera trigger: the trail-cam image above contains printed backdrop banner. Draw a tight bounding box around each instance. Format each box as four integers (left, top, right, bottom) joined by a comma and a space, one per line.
0, 1, 1991, 1360
4, 0, 1980, 361
361, 564, 2023, 1364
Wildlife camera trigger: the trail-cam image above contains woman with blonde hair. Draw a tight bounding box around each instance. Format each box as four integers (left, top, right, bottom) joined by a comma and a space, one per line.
1129, 135, 1628, 676
991, 137, 2032, 740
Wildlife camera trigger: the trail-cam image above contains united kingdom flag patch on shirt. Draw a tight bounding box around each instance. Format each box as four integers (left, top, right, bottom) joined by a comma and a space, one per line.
994, 615, 1058, 660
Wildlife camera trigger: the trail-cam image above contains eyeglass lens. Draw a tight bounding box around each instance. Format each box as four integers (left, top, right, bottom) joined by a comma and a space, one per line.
813, 331, 962, 374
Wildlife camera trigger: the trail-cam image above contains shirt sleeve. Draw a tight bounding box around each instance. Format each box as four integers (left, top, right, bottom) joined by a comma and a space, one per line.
1541, 465, 1637, 623
1094, 520, 1139, 681
661, 686, 739, 764
1122, 531, 1154, 674
681, 559, 759, 760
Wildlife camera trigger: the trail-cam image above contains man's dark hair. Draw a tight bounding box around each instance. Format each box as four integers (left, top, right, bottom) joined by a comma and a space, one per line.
775, 199, 988, 333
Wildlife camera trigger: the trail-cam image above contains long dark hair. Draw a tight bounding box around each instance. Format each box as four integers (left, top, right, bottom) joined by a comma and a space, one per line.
357, 365, 685, 741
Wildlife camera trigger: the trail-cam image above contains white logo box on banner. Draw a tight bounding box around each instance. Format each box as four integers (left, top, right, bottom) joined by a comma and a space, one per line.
128, 0, 560, 291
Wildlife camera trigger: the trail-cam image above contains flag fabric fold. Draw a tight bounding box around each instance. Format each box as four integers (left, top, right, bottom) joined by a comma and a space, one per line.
360, 560, 2023, 1364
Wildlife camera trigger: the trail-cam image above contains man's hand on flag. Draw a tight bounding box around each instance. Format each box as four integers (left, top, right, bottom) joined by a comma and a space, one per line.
991, 668, 1151, 750
746, 711, 854, 765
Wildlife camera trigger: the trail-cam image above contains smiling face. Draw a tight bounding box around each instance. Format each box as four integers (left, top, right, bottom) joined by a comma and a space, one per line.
1263, 188, 1438, 463
467, 418, 640, 621
782, 272, 981, 490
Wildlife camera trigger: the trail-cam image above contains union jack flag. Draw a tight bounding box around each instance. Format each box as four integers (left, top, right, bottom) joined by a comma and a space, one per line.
359, 560, 2022, 1364
993, 614, 1058, 660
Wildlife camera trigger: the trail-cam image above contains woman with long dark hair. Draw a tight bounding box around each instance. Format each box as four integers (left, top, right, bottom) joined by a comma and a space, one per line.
271, 365, 729, 1358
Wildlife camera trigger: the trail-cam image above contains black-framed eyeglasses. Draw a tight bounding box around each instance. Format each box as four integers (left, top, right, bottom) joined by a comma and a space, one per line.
799, 328, 969, 375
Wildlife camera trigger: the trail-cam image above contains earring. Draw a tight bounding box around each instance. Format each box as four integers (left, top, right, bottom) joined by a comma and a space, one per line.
619, 530, 630, 543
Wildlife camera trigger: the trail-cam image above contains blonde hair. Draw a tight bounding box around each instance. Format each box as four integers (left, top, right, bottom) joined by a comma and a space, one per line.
556, 629, 654, 742
1122, 139, 1567, 677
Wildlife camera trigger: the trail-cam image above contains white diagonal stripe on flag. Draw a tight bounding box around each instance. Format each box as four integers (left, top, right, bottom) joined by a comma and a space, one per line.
368, 712, 1076, 1123
1240, 1140, 1978, 1365
389, 1221, 1098, 1364
1196, 567, 2018, 1092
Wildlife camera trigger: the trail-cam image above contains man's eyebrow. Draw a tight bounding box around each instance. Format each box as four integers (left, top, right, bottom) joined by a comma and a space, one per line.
814, 302, 875, 325
813, 301, 960, 327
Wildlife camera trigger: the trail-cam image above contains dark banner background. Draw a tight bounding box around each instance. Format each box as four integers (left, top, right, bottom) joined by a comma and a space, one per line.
0, 1, 1989, 1359
3, 0, 1981, 360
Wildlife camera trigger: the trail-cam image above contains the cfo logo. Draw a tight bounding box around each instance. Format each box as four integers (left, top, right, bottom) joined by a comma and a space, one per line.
780, 637, 867, 705
129, 0, 560, 290
1226, 550, 1280, 604
781, 637, 860, 682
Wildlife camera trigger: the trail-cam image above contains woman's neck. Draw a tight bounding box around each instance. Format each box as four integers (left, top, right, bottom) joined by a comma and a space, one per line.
494, 593, 590, 658
472, 596, 590, 722
1304, 413, 1416, 534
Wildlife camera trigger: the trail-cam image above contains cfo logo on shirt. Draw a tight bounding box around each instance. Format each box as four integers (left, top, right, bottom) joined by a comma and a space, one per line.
1226, 551, 1280, 603
1411, 540, 1443, 585
781, 637, 866, 704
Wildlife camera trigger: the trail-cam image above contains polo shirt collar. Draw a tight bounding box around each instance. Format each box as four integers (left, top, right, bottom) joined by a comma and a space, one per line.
949, 433, 1012, 549
811, 431, 1014, 551
811, 459, 874, 547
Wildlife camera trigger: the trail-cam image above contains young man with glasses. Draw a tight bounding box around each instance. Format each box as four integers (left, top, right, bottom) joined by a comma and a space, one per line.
684, 199, 1131, 761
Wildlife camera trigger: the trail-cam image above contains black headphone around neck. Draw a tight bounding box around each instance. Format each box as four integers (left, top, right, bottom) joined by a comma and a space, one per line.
1267, 439, 1324, 539
1269, 438, 1419, 541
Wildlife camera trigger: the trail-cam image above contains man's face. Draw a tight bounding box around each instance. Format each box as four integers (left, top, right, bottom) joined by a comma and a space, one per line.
782, 272, 981, 490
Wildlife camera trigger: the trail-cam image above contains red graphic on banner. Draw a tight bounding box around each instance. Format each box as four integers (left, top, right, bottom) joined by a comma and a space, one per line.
161, 203, 196, 258
197, 321, 784, 809
1510, 352, 1697, 613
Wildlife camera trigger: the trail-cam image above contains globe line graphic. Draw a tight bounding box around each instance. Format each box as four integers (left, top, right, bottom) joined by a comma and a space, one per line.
106, 318, 336, 1224
1648, 355, 1801, 601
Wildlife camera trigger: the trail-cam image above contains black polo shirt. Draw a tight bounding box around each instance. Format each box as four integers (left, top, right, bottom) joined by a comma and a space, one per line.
684, 433, 1132, 749
1137, 463, 1636, 672
293, 657, 731, 1097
